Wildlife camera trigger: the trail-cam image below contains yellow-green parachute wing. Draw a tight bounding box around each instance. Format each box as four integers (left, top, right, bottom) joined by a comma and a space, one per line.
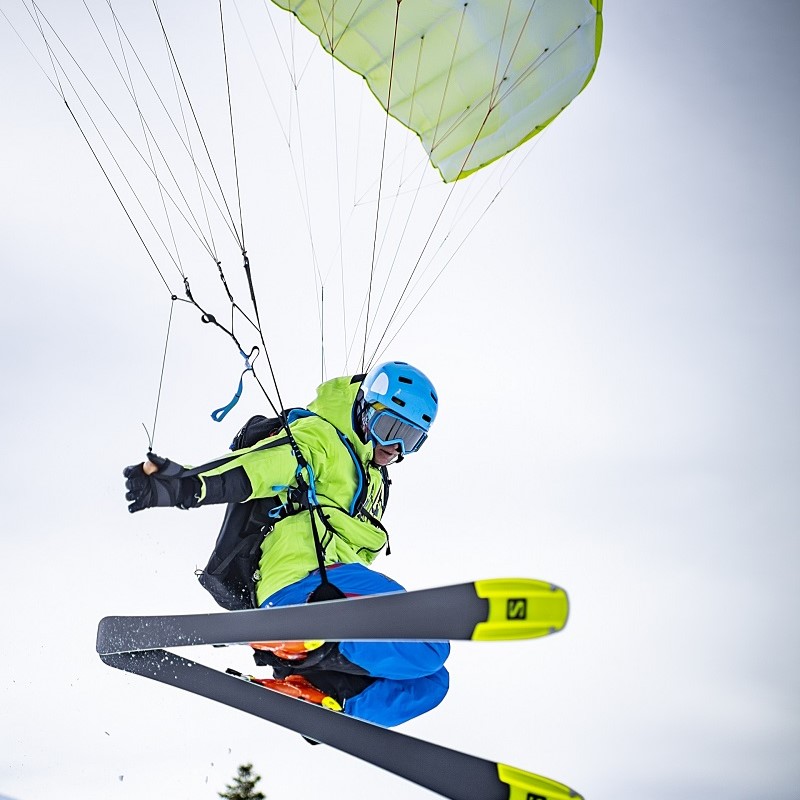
271, 0, 603, 182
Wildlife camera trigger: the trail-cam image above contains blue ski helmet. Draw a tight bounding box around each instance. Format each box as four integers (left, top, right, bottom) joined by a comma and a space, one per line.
359, 361, 438, 455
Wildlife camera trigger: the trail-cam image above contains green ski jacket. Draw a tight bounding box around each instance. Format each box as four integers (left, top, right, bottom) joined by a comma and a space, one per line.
193, 376, 389, 605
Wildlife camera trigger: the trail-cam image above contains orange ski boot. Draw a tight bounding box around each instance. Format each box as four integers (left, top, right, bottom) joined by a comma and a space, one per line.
250, 639, 326, 662
250, 674, 342, 711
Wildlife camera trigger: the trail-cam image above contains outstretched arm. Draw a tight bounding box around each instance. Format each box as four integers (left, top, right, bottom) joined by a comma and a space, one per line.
123, 431, 307, 514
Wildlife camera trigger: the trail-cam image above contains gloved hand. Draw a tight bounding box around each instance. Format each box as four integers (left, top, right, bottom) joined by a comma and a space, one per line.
123, 453, 198, 513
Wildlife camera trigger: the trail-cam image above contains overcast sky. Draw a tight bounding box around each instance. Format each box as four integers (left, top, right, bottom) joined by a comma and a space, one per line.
1, 2, 799, 799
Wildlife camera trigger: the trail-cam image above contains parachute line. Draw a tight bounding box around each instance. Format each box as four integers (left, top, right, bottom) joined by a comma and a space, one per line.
48, 2, 287, 425
328, 57, 345, 384
33, 1, 228, 275
147, 296, 178, 450
106, 2, 234, 256
361, 36, 429, 351
152, 2, 291, 423
217, 0, 247, 250
151, 0, 244, 252
103, 2, 187, 276
24, 2, 176, 294
359, 0, 402, 374
83, 2, 230, 264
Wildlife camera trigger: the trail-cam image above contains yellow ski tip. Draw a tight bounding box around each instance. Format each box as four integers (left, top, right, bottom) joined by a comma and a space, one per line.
498, 763, 583, 800
471, 578, 569, 641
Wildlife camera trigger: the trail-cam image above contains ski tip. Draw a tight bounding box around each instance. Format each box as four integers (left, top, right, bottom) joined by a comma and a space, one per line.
497, 763, 583, 800
471, 578, 570, 641
96, 616, 117, 654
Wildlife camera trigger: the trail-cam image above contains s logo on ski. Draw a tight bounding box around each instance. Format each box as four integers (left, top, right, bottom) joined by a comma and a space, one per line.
506, 598, 528, 620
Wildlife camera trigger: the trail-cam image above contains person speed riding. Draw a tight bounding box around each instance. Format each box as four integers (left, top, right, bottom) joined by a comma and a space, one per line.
124, 361, 448, 727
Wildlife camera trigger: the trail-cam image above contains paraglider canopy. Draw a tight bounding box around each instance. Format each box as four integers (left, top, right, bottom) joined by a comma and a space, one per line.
272, 0, 603, 182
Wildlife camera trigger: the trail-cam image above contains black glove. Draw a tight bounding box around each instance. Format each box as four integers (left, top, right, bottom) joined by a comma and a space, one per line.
123, 453, 199, 513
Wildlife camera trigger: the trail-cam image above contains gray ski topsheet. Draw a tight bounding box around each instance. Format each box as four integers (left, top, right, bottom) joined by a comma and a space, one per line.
97, 578, 569, 655
101, 648, 581, 800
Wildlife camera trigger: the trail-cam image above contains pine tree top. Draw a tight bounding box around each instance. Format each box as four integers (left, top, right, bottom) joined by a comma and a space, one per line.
218, 762, 266, 800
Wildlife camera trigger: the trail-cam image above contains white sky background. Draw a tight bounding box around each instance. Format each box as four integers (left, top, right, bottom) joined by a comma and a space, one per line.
1, 1, 798, 799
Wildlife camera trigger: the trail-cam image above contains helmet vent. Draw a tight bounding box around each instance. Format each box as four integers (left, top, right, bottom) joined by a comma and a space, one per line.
392, 396, 406, 407
398, 376, 412, 384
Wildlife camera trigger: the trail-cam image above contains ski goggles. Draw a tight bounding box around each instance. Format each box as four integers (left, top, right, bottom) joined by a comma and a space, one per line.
365, 407, 428, 455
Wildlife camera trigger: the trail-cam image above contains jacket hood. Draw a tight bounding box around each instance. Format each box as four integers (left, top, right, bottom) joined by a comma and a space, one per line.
307, 375, 371, 462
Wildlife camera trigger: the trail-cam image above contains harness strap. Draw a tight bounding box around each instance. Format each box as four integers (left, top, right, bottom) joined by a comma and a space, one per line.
247, 406, 388, 596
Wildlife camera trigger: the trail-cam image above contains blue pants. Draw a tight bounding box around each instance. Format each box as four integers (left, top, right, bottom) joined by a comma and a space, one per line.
262, 563, 450, 727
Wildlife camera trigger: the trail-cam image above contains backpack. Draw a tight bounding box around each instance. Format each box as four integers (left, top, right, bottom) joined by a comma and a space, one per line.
196, 409, 388, 610
195, 412, 294, 610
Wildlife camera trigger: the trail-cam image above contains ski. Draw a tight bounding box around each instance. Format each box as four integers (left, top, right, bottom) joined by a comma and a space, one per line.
97, 578, 568, 655
100, 647, 582, 800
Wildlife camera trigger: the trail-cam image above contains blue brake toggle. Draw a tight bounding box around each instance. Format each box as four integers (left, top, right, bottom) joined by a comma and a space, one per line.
210, 349, 255, 422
